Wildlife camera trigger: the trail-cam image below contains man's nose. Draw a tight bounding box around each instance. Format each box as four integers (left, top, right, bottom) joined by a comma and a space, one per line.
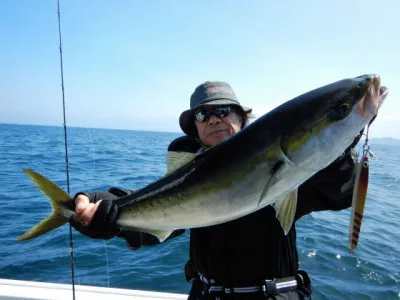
207, 115, 222, 125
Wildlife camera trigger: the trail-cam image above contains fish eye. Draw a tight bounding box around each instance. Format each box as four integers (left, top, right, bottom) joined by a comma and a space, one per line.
328, 101, 352, 121
339, 102, 350, 115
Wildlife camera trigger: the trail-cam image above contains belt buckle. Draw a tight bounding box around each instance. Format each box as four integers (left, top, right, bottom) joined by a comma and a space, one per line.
264, 279, 277, 296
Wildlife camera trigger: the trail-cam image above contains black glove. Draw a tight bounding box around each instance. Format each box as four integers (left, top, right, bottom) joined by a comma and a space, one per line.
70, 199, 120, 239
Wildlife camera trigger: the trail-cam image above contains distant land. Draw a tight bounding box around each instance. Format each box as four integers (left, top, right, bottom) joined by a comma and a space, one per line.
371, 137, 400, 145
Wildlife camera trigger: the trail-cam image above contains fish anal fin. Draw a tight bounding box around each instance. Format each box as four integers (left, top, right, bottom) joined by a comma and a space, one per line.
128, 228, 175, 243
273, 189, 298, 235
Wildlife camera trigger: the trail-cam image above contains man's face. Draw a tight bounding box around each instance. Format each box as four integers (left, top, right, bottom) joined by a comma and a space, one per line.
194, 106, 242, 147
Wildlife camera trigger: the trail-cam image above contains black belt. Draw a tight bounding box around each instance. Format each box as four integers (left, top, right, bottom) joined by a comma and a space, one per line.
199, 270, 311, 298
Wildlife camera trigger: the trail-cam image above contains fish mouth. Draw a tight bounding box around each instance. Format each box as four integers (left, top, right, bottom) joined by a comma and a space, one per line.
358, 74, 387, 118
379, 86, 388, 100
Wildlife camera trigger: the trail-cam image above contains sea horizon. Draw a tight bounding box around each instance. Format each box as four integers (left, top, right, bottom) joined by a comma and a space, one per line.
1, 121, 399, 142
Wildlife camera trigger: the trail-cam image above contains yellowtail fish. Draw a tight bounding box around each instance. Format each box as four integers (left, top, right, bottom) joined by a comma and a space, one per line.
18, 75, 388, 244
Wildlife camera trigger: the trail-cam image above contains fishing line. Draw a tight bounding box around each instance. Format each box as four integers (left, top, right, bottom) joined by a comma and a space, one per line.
85, 127, 112, 287
102, 240, 111, 288
85, 127, 96, 169
57, 1, 76, 299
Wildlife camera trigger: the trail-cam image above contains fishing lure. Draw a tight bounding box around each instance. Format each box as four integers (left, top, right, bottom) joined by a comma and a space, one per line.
349, 125, 375, 253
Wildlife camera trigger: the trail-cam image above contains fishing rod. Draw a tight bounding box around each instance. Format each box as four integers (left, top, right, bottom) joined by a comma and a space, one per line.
57, 0, 76, 299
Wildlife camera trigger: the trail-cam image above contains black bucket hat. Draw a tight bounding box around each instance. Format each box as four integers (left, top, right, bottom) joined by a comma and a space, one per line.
179, 81, 252, 137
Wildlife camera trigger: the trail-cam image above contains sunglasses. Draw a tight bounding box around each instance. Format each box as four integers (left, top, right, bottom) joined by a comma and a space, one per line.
194, 106, 233, 123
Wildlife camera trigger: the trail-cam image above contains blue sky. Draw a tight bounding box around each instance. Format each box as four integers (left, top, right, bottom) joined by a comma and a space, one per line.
1, 0, 399, 138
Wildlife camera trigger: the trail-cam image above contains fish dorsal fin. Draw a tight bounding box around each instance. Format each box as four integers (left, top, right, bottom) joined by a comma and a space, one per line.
166, 151, 197, 175
273, 189, 298, 235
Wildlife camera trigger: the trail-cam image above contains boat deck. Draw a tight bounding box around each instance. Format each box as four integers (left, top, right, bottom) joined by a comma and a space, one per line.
0, 278, 187, 300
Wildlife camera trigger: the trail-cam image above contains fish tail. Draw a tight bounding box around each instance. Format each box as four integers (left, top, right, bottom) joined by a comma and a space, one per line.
17, 169, 72, 241
349, 156, 369, 252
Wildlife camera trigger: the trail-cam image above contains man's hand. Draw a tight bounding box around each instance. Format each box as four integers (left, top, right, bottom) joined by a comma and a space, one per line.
72, 194, 102, 226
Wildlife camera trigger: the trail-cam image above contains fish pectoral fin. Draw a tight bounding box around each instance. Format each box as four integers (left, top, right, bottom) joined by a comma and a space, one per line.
140, 229, 175, 243
273, 189, 298, 235
166, 151, 197, 175
258, 160, 285, 207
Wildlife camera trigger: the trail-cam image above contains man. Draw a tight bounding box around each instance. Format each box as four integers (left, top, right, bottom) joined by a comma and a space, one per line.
72, 81, 361, 299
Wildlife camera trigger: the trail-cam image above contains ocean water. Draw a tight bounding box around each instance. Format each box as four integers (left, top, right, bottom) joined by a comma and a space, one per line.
0, 123, 399, 299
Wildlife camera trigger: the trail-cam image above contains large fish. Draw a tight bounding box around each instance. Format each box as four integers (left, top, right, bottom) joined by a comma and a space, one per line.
18, 74, 388, 243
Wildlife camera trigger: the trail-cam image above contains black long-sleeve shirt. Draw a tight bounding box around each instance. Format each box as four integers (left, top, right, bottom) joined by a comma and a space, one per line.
190, 151, 355, 286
